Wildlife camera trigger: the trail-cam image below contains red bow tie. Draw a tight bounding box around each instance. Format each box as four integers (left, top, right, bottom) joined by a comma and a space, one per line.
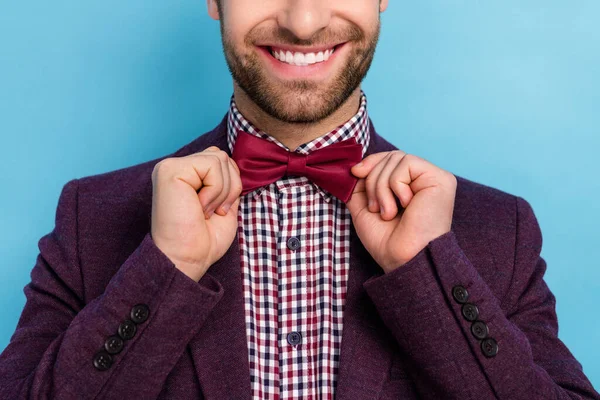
231, 130, 364, 203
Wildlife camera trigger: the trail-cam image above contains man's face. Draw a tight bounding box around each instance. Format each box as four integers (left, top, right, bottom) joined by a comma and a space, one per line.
208, 0, 388, 124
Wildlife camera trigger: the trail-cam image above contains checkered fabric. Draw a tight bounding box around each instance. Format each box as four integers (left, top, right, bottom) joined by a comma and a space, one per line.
226, 91, 371, 400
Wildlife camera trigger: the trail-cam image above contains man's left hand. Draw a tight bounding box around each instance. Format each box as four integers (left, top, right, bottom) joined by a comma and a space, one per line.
346, 150, 457, 273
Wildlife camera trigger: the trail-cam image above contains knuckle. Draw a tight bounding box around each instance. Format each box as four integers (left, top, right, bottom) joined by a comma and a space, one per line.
152, 159, 172, 176
207, 153, 223, 167
232, 182, 243, 196
446, 171, 457, 186
215, 149, 228, 162
230, 158, 240, 174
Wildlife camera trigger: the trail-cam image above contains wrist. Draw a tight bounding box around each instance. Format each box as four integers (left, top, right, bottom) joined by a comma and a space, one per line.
174, 261, 206, 283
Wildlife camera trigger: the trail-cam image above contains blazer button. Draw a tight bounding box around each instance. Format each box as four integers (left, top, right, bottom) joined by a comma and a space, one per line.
104, 335, 124, 355
93, 350, 113, 371
452, 285, 469, 304
287, 237, 301, 251
481, 337, 499, 357
130, 304, 150, 324
118, 319, 137, 340
287, 331, 302, 346
470, 320, 489, 340
461, 303, 479, 322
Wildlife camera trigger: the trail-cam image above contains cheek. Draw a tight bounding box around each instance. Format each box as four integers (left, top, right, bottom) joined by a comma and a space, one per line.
333, 0, 380, 32
223, 0, 277, 38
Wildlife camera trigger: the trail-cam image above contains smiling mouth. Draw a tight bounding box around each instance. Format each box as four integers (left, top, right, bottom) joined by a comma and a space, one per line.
263, 44, 343, 67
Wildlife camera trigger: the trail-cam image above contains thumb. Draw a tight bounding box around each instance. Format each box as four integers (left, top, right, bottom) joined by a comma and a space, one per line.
350, 151, 390, 178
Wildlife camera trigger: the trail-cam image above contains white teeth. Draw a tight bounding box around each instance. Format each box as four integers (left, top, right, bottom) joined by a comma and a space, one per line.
271, 47, 335, 66
293, 52, 304, 65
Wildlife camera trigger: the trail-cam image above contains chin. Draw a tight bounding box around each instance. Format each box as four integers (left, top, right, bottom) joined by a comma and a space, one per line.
266, 87, 338, 122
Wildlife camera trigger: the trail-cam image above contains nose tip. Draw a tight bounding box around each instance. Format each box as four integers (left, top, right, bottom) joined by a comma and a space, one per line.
277, 0, 331, 41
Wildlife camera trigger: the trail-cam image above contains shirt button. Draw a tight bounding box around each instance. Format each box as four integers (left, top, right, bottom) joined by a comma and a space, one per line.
130, 304, 150, 324
118, 319, 137, 340
287, 237, 301, 251
93, 350, 113, 371
104, 335, 124, 355
287, 331, 302, 346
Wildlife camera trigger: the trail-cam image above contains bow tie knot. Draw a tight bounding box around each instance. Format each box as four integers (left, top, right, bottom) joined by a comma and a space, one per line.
231, 130, 364, 203
287, 152, 307, 177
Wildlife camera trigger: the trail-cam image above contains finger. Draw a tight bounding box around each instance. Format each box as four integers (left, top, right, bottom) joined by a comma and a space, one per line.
345, 178, 368, 218
183, 150, 225, 218
229, 157, 241, 176
202, 150, 231, 218
364, 152, 393, 213
387, 156, 416, 210
387, 154, 441, 214
215, 157, 243, 216
208, 151, 231, 217
375, 151, 406, 220
350, 151, 393, 179
352, 177, 366, 195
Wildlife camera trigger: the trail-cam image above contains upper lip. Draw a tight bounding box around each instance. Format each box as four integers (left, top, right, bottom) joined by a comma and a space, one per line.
258, 42, 345, 54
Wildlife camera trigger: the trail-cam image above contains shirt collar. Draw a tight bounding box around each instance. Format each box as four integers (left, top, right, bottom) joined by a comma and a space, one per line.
227, 90, 371, 202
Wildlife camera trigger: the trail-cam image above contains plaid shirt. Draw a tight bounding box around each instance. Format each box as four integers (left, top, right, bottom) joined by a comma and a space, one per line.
226, 91, 371, 400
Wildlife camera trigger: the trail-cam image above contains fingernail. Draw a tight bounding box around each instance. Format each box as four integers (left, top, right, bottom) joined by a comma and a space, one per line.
368, 198, 373, 209
355, 162, 363, 168
380, 205, 384, 215
221, 203, 230, 213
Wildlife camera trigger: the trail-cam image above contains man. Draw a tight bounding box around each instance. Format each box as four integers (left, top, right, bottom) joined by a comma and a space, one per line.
0, 0, 598, 398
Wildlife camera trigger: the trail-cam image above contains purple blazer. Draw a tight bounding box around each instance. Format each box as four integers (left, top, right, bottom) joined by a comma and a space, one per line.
1, 116, 598, 399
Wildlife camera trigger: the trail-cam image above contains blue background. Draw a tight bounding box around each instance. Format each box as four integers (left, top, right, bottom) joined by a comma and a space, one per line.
1, 0, 598, 389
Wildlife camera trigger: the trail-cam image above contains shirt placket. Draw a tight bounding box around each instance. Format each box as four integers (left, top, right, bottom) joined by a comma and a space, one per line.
276, 179, 313, 399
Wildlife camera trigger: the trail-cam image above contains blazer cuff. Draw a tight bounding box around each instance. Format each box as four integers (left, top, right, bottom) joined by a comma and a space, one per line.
362, 230, 544, 398
64, 232, 224, 398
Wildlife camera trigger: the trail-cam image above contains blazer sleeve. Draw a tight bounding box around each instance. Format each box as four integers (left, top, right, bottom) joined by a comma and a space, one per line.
362, 195, 600, 399
0, 178, 224, 399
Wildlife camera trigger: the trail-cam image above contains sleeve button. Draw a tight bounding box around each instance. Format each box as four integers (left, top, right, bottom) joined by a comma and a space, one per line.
452, 285, 469, 304
470, 320, 489, 340
93, 350, 113, 371
104, 335, 124, 354
130, 304, 150, 324
461, 303, 479, 322
118, 319, 137, 340
481, 337, 499, 357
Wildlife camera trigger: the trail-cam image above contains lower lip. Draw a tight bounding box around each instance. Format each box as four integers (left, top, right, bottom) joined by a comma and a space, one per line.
256, 43, 347, 80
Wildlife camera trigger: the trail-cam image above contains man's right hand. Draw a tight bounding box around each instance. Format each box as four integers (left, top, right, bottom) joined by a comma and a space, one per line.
150, 146, 243, 282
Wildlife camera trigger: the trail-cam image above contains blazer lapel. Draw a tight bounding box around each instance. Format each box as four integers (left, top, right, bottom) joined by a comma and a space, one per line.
186, 119, 252, 399
335, 119, 400, 399
186, 116, 398, 399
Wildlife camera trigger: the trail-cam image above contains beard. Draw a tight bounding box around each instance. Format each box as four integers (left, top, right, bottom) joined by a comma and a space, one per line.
218, 20, 380, 124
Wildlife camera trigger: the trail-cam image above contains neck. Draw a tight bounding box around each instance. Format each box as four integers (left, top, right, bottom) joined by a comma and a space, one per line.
232, 83, 363, 152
